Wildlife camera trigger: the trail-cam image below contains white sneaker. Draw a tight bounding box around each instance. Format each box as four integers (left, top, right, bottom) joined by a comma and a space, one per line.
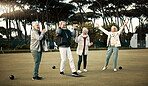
77, 70, 82, 73
114, 69, 117, 72
84, 69, 87, 72
102, 66, 107, 70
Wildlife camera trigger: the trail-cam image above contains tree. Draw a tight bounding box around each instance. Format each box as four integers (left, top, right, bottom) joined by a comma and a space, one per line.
70, 0, 92, 23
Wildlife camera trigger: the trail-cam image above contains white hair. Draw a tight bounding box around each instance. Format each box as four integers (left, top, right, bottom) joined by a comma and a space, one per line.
32, 22, 39, 26
82, 27, 88, 33
60, 21, 66, 25
111, 26, 118, 31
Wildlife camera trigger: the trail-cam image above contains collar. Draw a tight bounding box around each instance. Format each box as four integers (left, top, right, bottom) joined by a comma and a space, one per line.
80, 33, 88, 38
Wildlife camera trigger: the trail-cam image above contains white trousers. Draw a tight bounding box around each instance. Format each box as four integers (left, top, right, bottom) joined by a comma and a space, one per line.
59, 47, 76, 72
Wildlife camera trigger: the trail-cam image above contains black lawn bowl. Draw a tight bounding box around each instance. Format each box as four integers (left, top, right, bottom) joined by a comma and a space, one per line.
9, 75, 14, 80
52, 66, 56, 69
119, 66, 122, 70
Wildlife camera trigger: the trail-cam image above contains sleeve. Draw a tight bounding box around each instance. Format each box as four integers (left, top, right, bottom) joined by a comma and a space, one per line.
118, 26, 124, 35
88, 36, 91, 46
33, 31, 44, 41
56, 27, 62, 36
99, 27, 109, 35
71, 28, 77, 37
75, 35, 80, 43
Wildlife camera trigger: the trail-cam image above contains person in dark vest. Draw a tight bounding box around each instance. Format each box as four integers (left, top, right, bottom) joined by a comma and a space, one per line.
56, 21, 79, 76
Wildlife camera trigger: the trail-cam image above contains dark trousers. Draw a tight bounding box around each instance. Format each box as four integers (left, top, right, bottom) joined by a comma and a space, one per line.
78, 55, 87, 70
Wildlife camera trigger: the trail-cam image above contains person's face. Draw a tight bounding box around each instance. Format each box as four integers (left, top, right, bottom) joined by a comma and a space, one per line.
83, 29, 87, 35
33, 24, 40, 30
61, 23, 66, 29
111, 27, 116, 32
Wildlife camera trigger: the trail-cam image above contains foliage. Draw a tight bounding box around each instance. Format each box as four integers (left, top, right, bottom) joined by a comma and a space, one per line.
0, 43, 12, 50
0, 0, 148, 49
14, 44, 29, 50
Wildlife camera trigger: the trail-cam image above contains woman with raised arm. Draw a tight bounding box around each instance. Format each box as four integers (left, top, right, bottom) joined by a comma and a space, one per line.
96, 22, 128, 72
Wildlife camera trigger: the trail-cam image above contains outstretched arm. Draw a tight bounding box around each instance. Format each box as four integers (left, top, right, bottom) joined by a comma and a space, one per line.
56, 21, 63, 36
56, 27, 62, 36
118, 22, 128, 35
75, 32, 80, 43
71, 24, 77, 37
96, 23, 109, 35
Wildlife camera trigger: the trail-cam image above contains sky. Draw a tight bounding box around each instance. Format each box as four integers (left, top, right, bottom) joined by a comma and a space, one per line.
0, 8, 3, 16
0, 0, 139, 38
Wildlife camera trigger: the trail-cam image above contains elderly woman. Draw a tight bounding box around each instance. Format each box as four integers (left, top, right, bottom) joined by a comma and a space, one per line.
75, 27, 93, 73
97, 22, 128, 72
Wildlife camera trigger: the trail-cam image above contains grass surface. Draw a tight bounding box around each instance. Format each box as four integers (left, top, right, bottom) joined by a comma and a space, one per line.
0, 49, 148, 86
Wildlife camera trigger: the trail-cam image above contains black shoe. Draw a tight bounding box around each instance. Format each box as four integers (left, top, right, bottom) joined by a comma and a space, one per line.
60, 72, 64, 75
72, 72, 79, 77
32, 76, 42, 80
36, 76, 42, 80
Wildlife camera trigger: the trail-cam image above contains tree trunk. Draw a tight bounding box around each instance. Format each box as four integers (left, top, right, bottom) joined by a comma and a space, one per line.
22, 20, 27, 40
5, 17, 9, 40
139, 17, 142, 40
5, 6, 9, 40
15, 20, 21, 40
9, 19, 12, 39
12, 1, 21, 40
41, 21, 45, 30
46, 0, 50, 40
116, 8, 119, 25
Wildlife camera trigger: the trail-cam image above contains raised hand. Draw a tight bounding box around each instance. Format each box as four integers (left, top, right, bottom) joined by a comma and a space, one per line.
41, 29, 46, 34
123, 22, 128, 28
73, 24, 77, 29
124, 22, 128, 25
90, 42, 93, 46
96, 23, 100, 28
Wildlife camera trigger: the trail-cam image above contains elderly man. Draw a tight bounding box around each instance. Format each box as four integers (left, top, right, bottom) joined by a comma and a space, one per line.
56, 21, 79, 76
30, 23, 46, 80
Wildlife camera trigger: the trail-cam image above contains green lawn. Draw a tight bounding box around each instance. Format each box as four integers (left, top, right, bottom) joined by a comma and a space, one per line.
0, 49, 148, 86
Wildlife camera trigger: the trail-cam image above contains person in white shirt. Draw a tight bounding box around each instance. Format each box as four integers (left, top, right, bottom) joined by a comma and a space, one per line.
96, 22, 128, 72
75, 27, 93, 73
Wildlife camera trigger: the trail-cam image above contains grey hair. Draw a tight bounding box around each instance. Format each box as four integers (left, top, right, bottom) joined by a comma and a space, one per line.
82, 27, 88, 33
111, 26, 118, 31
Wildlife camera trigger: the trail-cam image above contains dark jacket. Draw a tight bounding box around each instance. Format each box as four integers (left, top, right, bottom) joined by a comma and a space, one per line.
56, 27, 76, 47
